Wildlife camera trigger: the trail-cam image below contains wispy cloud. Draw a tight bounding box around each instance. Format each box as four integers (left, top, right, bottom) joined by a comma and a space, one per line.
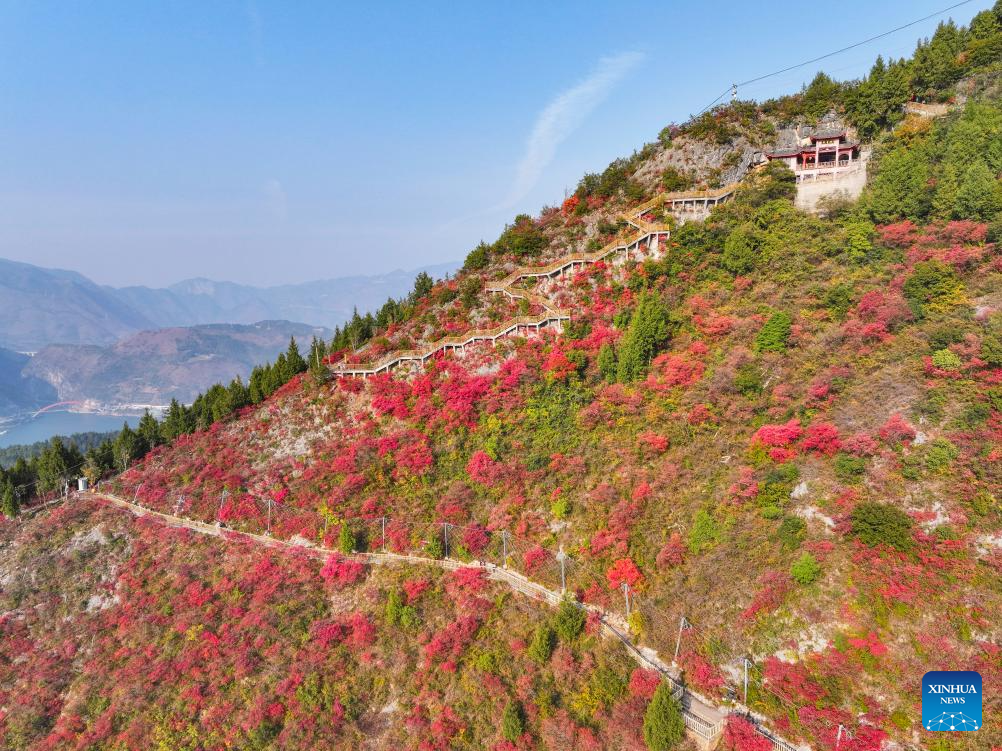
498, 51, 644, 210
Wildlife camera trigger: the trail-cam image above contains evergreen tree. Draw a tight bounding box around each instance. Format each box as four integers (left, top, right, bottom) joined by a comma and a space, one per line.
308, 337, 328, 379
0, 474, 18, 518
112, 423, 143, 472
954, 161, 1002, 221
338, 522, 355, 554
410, 272, 434, 302
84, 440, 115, 484
160, 399, 191, 441
285, 337, 307, 376
643, 682, 685, 751
500, 701, 525, 742
137, 410, 161, 450
227, 376, 251, 413
597, 343, 617, 381
617, 293, 672, 382
36, 437, 80, 494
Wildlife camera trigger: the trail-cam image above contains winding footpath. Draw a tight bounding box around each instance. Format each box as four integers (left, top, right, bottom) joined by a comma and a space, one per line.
84, 491, 804, 751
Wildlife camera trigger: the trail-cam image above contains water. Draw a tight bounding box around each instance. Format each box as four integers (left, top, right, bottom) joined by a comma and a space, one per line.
0, 412, 141, 448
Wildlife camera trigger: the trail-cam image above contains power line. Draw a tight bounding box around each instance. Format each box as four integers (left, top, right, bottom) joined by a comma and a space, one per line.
695, 0, 977, 115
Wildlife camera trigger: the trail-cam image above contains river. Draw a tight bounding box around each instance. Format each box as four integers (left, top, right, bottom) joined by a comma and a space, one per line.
0, 412, 141, 448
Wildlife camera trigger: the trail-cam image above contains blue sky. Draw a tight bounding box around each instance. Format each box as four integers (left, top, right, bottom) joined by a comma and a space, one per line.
0, 1, 990, 287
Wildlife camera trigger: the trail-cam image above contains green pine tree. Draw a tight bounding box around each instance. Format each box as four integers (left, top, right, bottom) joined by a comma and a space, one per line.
286, 337, 307, 376
643, 682, 685, 751
501, 701, 525, 742
597, 343, 617, 381
138, 410, 161, 450
617, 293, 672, 382
0, 475, 18, 518
954, 161, 1002, 221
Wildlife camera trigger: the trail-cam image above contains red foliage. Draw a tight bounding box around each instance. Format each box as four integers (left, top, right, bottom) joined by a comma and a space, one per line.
680, 650, 725, 694
722, 715, 772, 751
752, 419, 803, 448
656, 532, 686, 569
638, 431, 670, 455
693, 313, 735, 338
606, 558, 643, 589
878, 413, 916, 444
628, 668, 662, 699
763, 656, 826, 704
728, 466, 759, 504
423, 615, 481, 670
320, 554, 368, 588
687, 404, 713, 425
800, 421, 841, 456
461, 524, 490, 554
842, 432, 878, 456
647, 352, 705, 391
466, 451, 501, 487
523, 545, 549, 573
394, 433, 434, 478
741, 571, 793, 620
842, 290, 911, 344
403, 577, 431, 603
544, 348, 577, 381
877, 220, 918, 247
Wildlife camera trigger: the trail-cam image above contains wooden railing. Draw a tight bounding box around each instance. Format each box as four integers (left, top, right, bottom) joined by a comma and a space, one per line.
332, 219, 670, 378
330, 179, 751, 378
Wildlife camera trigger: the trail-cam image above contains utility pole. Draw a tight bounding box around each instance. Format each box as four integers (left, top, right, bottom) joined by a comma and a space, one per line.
741, 656, 749, 704
674, 616, 690, 662
501, 530, 508, 568
381, 516, 387, 552
622, 582, 631, 619
556, 547, 567, 593
836, 725, 851, 750
133, 482, 144, 506
442, 523, 450, 558
266, 498, 272, 536
217, 490, 229, 525
731, 83, 738, 102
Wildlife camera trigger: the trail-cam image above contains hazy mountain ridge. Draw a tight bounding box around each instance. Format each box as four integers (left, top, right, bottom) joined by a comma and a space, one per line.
0, 259, 459, 350
22, 320, 332, 405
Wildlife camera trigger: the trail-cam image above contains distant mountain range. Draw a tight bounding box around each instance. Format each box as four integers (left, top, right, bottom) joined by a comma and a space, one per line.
0, 258, 458, 351
21, 320, 331, 406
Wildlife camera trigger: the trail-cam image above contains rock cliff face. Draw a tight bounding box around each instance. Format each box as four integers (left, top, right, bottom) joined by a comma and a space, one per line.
22, 321, 329, 405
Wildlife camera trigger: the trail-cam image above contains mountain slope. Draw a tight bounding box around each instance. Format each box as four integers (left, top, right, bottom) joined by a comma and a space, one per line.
106, 107, 1002, 750
0, 347, 57, 416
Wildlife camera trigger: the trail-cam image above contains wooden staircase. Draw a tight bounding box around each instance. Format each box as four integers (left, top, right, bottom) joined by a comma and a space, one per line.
330, 190, 730, 378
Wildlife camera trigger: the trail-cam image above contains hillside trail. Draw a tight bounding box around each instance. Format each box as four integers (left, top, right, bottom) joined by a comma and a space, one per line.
330, 183, 738, 378
82, 490, 805, 751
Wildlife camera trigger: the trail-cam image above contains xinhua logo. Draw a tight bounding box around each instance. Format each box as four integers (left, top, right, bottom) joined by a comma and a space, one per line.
922, 671, 982, 732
